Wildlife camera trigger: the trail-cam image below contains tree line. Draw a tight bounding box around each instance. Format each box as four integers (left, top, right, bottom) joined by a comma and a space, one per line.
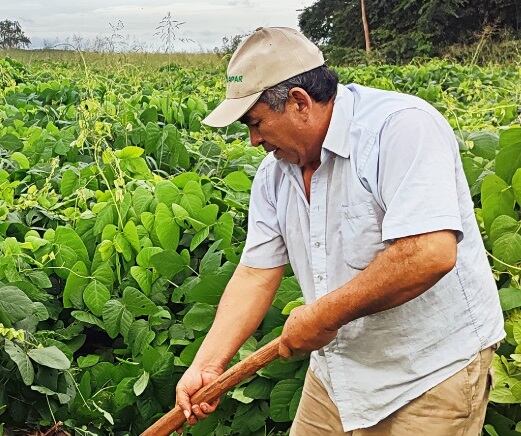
298, 0, 521, 61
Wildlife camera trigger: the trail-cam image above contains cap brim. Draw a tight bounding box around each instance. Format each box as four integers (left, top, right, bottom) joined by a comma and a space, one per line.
202, 91, 262, 128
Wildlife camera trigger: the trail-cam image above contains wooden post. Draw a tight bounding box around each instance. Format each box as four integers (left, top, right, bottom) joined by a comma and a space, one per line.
360, 0, 371, 53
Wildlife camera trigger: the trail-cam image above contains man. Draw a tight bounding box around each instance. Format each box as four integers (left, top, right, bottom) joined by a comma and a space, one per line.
174, 27, 505, 435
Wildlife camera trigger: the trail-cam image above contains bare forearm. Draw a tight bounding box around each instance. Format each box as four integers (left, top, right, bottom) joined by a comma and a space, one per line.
192, 264, 284, 370
315, 231, 457, 331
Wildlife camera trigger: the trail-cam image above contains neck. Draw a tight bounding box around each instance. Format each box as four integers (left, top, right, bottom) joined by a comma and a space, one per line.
302, 99, 335, 169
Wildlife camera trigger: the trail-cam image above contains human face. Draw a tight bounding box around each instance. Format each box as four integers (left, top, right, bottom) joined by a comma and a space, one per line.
240, 93, 320, 166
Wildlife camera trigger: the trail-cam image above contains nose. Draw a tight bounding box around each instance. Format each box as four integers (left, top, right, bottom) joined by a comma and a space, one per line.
248, 127, 263, 147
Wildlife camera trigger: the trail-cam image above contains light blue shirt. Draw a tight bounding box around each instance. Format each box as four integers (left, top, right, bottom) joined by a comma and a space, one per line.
240, 83, 505, 431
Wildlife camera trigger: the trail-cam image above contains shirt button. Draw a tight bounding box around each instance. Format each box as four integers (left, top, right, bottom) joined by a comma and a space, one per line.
317, 275, 323, 282
314, 241, 321, 248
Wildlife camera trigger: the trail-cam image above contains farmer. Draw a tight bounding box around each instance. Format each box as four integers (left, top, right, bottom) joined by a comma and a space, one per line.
174, 27, 505, 435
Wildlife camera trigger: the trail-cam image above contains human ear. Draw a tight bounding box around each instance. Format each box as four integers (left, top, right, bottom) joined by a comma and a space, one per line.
287, 87, 312, 118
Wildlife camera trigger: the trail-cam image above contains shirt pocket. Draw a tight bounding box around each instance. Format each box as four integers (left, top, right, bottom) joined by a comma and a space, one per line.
340, 201, 386, 270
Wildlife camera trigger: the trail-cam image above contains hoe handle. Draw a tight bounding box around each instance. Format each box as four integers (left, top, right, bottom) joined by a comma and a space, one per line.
141, 337, 281, 436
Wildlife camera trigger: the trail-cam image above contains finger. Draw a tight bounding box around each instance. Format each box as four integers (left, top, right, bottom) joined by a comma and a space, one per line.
192, 404, 209, 420
175, 389, 192, 420
187, 414, 198, 426
200, 401, 218, 414
175, 425, 184, 435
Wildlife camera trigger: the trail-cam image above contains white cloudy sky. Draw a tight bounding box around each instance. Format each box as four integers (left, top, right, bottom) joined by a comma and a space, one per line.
1, 0, 315, 51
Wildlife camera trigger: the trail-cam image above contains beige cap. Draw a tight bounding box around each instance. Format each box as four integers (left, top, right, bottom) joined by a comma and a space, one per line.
202, 27, 324, 127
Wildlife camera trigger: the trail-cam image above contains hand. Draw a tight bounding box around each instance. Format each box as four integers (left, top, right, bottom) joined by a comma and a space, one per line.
279, 303, 338, 358
174, 364, 224, 434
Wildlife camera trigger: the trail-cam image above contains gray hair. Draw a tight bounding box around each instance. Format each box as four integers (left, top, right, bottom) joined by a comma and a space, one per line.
258, 65, 338, 112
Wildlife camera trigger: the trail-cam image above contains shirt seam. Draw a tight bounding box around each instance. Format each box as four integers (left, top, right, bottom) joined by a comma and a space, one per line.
455, 264, 486, 348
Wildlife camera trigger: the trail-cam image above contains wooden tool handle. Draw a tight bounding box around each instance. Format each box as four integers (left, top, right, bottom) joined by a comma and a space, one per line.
141, 337, 281, 436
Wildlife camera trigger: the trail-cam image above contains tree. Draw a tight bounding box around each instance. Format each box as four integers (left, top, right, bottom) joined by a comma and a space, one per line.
298, 0, 521, 61
0, 19, 30, 49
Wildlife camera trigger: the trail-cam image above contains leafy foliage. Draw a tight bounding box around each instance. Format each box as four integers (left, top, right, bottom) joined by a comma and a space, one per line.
0, 53, 519, 435
299, 0, 521, 61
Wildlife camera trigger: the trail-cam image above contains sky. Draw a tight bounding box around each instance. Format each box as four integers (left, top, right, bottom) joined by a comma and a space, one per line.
0, 0, 316, 52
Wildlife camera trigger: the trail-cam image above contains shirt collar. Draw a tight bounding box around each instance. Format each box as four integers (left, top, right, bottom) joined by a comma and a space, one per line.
321, 84, 353, 159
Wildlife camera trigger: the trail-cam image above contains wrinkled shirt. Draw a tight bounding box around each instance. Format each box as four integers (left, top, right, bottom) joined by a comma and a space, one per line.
240, 83, 505, 431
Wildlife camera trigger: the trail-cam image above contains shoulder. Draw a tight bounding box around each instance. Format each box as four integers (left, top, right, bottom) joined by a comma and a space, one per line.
347, 83, 442, 131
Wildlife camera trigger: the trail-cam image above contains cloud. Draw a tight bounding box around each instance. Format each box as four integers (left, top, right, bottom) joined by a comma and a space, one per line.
3, 0, 316, 51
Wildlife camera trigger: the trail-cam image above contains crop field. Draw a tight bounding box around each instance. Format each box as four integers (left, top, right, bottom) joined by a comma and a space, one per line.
0, 51, 520, 435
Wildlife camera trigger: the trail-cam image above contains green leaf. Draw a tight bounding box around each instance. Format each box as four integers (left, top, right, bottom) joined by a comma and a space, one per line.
282, 297, 305, 315
214, 212, 234, 248
122, 286, 158, 317
489, 386, 518, 404
179, 337, 204, 366
133, 371, 150, 396
71, 310, 105, 329
102, 300, 133, 339
183, 303, 216, 331
116, 146, 144, 159
499, 126, 521, 149
155, 203, 180, 251
27, 346, 71, 370
0, 285, 35, 326
114, 233, 133, 262
259, 359, 301, 380
190, 226, 209, 251
289, 385, 303, 419
130, 266, 153, 295
60, 169, 79, 197
223, 171, 252, 192
133, 187, 154, 216
490, 215, 520, 244
513, 168, 521, 207
114, 377, 136, 410
273, 277, 303, 310
150, 249, 186, 279
496, 142, 521, 184
499, 288, 521, 311
195, 204, 219, 226
140, 107, 158, 124
186, 265, 234, 305
92, 263, 114, 289
492, 232, 521, 267
77, 354, 100, 368
4, 339, 34, 385
54, 226, 90, 276
468, 131, 498, 160
127, 319, 155, 356
136, 247, 163, 268
63, 261, 89, 309
172, 203, 189, 220
155, 181, 180, 207
481, 175, 516, 235
243, 377, 273, 400
270, 379, 302, 422
11, 151, 30, 169
123, 220, 141, 252
93, 204, 115, 236
83, 281, 110, 317
141, 211, 155, 232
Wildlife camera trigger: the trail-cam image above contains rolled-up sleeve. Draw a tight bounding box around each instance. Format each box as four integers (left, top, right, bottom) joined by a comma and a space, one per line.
240, 161, 289, 268
376, 108, 464, 244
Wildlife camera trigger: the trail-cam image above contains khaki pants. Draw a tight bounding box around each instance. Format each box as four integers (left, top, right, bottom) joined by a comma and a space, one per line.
290, 346, 495, 436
